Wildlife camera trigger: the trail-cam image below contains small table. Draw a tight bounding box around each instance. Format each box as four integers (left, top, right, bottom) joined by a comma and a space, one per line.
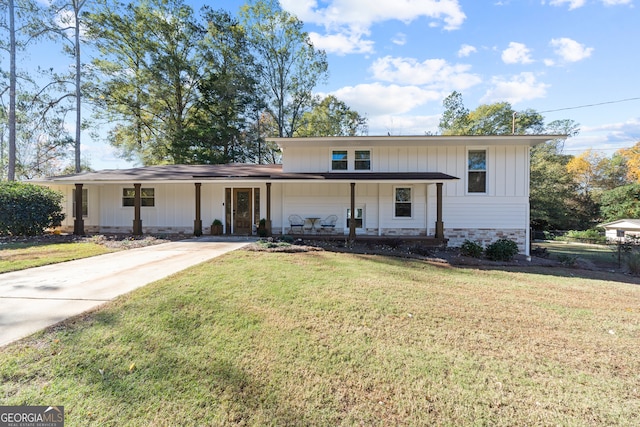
306, 217, 320, 232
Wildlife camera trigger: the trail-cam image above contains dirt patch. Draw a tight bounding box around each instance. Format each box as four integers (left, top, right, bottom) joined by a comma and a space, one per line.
0, 233, 184, 250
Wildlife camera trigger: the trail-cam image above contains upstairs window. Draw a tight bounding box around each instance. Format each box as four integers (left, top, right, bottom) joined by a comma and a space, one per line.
123, 188, 155, 207
354, 150, 371, 170
468, 150, 487, 193
331, 150, 348, 170
394, 187, 412, 218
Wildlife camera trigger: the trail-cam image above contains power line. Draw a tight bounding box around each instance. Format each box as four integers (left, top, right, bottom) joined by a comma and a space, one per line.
539, 97, 640, 114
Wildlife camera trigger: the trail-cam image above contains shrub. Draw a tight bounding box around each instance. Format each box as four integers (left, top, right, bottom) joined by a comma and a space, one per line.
485, 238, 519, 261
557, 254, 578, 267
460, 240, 483, 258
0, 182, 65, 236
563, 229, 606, 244
626, 252, 640, 275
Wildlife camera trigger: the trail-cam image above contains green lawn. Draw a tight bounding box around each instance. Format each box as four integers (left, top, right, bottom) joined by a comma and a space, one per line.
534, 240, 619, 267
0, 242, 114, 273
1, 250, 639, 426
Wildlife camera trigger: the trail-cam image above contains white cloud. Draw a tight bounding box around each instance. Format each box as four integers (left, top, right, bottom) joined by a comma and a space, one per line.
458, 44, 477, 57
501, 42, 534, 64
280, 0, 466, 54
600, 0, 633, 5
392, 33, 407, 46
308, 30, 375, 55
548, 0, 587, 10
370, 56, 482, 90
367, 114, 442, 135
550, 38, 593, 62
480, 72, 549, 104
332, 83, 443, 115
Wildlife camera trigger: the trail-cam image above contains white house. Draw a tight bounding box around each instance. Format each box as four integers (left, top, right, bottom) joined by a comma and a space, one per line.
34, 135, 560, 255
600, 219, 640, 241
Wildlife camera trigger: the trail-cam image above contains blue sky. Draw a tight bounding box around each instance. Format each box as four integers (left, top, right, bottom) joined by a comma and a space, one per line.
19, 0, 640, 169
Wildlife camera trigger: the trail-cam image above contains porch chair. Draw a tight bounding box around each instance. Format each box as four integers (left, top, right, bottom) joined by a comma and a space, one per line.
320, 215, 338, 232
288, 214, 305, 234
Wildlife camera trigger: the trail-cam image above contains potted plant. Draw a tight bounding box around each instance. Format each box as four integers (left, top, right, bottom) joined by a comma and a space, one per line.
211, 219, 223, 235
257, 218, 268, 237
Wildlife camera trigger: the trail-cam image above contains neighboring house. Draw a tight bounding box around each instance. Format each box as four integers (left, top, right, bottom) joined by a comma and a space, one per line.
33, 135, 559, 255
600, 219, 640, 241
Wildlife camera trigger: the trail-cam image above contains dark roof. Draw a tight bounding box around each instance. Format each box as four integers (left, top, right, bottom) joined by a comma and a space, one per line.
39, 163, 459, 183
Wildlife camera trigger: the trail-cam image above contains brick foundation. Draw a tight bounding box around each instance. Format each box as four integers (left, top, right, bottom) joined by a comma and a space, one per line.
446, 228, 526, 253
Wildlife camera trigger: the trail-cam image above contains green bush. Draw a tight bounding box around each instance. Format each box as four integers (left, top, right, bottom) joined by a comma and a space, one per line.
626, 252, 640, 275
563, 229, 606, 244
460, 240, 483, 258
485, 238, 519, 261
0, 182, 65, 236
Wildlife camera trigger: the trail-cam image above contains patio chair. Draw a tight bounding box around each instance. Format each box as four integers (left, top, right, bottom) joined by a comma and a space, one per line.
320, 215, 338, 232
288, 214, 305, 234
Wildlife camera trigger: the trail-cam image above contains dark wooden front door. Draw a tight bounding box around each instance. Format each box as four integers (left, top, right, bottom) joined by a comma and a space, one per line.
233, 188, 252, 235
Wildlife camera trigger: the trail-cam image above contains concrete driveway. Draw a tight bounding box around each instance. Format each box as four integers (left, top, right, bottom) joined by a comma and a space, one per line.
0, 237, 253, 348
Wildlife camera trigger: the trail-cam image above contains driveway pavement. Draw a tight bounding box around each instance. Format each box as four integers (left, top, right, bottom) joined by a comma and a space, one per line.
0, 237, 253, 348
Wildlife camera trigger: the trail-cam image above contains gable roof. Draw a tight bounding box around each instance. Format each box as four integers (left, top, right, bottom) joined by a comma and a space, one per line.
600, 219, 640, 229
35, 163, 458, 184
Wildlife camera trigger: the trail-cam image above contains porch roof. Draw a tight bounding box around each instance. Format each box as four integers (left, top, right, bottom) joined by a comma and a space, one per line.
35, 163, 459, 184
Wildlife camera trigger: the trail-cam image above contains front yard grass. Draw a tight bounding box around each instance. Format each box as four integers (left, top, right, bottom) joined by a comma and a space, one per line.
1, 250, 639, 425
534, 240, 619, 267
0, 242, 114, 273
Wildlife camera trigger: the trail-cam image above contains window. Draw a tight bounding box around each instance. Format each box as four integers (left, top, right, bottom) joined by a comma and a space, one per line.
72, 188, 88, 218
394, 187, 412, 218
346, 207, 364, 229
354, 150, 371, 170
468, 150, 487, 193
332, 150, 348, 170
123, 188, 155, 207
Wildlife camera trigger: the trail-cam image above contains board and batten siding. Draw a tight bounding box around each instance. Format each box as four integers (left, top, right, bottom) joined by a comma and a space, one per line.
281, 144, 530, 198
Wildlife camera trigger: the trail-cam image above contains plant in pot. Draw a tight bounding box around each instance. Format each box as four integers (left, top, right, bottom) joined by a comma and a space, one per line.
257, 218, 269, 237
211, 219, 223, 235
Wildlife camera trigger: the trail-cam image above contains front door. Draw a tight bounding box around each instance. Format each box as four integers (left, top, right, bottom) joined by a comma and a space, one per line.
233, 188, 252, 235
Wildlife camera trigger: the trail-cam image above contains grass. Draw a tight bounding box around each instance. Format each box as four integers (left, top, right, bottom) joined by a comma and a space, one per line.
535, 240, 619, 267
1, 250, 640, 425
0, 241, 114, 273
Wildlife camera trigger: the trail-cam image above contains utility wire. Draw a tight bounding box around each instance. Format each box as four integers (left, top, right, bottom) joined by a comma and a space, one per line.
539, 97, 640, 114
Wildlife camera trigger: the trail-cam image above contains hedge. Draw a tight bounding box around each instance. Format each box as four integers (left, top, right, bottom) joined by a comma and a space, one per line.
0, 182, 65, 236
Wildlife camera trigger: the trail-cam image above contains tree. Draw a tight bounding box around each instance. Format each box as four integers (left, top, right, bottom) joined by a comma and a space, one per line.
1, 0, 71, 180
600, 184, 640, 222
295, 95, 368, 137
178, 7, 261, 164
49, 0, 87, 173
240, 0, 328, 138
0, 181, 64, 235
617, 142, 640, 183
438, 91, 544, 135
87, 0, 204, 165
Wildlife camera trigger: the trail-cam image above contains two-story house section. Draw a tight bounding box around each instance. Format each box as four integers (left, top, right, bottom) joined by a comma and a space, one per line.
33, 135, 561, 255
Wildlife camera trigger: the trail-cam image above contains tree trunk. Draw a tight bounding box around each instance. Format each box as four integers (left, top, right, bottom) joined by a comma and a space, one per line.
8, 0, 17, 181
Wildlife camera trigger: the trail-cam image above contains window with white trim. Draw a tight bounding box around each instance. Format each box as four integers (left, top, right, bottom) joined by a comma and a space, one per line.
331, 150, 348, 170
123, 188, 155, 207
354, 150, 371, 170
468, 149, 487, 193
394, 187, 412, 218
72, 188, 88, 218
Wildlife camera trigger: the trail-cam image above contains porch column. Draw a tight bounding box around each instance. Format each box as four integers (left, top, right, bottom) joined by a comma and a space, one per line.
435, 182, 444, 239
194, 182, 202, 236
133, 183, 142, 236
266, 182, 272, 234
349, 182, 356, 241
73, 183, 84, 235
